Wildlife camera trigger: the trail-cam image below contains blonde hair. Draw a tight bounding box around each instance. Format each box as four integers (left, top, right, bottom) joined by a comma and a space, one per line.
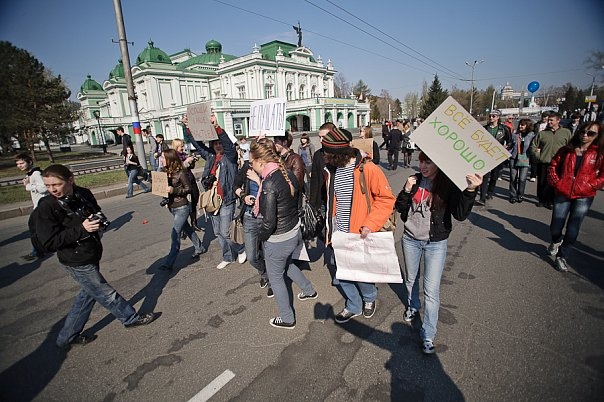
171, 138, 184, 149
250, 138, 295, 197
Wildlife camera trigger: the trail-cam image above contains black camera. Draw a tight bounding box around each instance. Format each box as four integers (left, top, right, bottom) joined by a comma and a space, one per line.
201, 174, 217, 191
88, 212, 111, 231
160, 197, 170, 207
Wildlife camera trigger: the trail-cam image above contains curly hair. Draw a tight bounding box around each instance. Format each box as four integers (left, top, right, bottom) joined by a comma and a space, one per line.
162, 149, 183, 176
325, 147, 356, 168
250, 138, 295, 197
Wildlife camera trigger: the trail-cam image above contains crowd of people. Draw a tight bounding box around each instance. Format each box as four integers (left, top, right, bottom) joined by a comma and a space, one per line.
19, 109, 603, 354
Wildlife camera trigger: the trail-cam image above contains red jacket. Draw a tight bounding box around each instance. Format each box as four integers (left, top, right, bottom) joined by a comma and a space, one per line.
547, 145, 604, 199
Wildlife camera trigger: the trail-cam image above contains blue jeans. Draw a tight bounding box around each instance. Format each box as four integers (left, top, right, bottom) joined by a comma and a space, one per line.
402, 234, 447, 341
509, 161, 529, 199
165, 205, 205, 268
264, 231, 315, 323
126, 168, 149, 197
56, 263, 139, 347
550, 195, 594, 259
339, 280, 377, 315
243, 212, 267, 279
211, 202, 237, 262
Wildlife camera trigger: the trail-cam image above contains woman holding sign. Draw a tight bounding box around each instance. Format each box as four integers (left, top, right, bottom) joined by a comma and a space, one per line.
395, 151, 482, 354
159, 149, 206, 271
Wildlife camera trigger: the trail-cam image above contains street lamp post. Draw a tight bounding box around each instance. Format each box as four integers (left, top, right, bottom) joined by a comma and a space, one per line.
586, 72, 596, 112
92, 110, 107, 154
465, 59, 484, 115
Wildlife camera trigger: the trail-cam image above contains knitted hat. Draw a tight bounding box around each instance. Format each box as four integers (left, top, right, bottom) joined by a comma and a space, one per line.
321, 127, 353, 154
489, 109, 501, 116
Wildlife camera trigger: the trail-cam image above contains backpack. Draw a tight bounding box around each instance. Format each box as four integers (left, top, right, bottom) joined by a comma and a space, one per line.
28, 208, 49, 254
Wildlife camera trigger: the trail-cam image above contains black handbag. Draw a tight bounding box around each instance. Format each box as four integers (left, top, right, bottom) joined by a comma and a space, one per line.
300, 195, 325, 241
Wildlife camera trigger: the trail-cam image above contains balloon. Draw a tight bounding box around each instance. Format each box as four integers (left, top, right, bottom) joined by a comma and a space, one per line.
527, 81, 540, 93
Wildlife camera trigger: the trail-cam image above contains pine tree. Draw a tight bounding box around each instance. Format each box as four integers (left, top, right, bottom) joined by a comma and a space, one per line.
420, 75, 449, 118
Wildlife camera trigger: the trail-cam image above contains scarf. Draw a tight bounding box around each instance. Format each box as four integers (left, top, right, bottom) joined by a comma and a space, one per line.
252, 162, 280, 217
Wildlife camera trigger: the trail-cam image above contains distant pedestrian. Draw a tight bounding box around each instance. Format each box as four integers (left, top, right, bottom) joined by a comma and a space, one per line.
15, 153, 49, 260
34, 164, 157, 350
115, 126, 132, 157
508, 119, 535, 203
298, 133, 315, 177
359, 125, 380, 165
154, 134, 170, 172
547, 121, 603, 272
477, 110, 511, 205
379, 121, 390, 150
530, 111, 572, 209
387, 120, 404, 170
395, 151, 482, 354
124, 145, 150, 198
530, 111, 551, 182
400, 120, 413, 168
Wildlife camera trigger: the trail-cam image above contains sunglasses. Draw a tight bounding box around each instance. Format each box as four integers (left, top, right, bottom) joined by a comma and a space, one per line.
489, 114, 499, 117
581, 130, 598, 137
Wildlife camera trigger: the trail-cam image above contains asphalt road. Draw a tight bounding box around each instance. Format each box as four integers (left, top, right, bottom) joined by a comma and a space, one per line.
0, 150, 603, 402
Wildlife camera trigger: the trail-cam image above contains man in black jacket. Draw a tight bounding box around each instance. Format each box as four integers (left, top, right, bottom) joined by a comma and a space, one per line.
387, 120, 404, 170
309, 122, 336, 210
35, 164, 157, 350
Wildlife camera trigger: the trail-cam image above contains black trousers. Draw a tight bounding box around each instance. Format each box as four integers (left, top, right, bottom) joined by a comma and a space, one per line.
387, 149, 399, 169
536, 163, 553, 204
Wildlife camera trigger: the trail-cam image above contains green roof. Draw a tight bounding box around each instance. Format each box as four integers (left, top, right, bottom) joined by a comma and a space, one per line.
178, 39, 237, 68
109, 59, 125, 80
80, 75, 103, 92
136, 40, 171, 64
259, 40, 315, 62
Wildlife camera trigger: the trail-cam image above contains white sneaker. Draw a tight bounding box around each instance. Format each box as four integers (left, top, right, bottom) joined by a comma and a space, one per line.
238, 251, 247, 264
529, 177, 536, 182
217, 260, 231, 270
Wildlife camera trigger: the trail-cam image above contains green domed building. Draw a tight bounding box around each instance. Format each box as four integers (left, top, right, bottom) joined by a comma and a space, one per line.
75, 38, 368, 144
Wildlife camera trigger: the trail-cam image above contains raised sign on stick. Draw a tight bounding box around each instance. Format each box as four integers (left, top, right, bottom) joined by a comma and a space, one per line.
249, 98, 286, 137
410, 96, 511, 191
186, 102, 217, 141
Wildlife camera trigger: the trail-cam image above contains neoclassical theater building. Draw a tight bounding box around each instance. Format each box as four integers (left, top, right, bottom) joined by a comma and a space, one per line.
75, 39, 370, 145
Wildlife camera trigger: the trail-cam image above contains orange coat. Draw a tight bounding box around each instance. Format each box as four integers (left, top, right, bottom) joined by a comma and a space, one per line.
324, 157, 395, 245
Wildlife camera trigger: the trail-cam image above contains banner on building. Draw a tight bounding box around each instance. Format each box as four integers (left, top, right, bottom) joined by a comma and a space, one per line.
410, 96, 512, 191
249, 97, 287, 137
187, 101, 217, 141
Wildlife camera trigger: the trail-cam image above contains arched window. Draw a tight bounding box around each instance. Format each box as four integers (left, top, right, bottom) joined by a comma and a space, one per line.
286, 83, 293, 101
310, 85, 317, 98
299, 84, 306, 100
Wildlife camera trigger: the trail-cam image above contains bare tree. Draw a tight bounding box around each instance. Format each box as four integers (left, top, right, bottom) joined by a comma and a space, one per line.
334, 72, 351, 98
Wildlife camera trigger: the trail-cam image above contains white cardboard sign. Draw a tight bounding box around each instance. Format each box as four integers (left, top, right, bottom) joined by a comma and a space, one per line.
410, 96, 512, 191
186, 102, 217, 141
248, 97, 287, 137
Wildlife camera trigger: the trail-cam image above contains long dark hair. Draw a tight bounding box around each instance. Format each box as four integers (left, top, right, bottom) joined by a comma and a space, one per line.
568, 121, 603, 161
417, 151, 452, 211
162, 149, 183, 176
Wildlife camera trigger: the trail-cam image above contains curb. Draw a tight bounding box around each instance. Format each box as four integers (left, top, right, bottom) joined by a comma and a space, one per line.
0, 184, 142, 221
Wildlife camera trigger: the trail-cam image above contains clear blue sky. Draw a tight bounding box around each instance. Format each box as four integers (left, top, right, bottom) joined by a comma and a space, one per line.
1, 0, 603, 102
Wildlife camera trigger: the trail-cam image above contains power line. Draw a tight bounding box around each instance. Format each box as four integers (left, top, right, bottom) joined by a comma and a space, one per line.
210, 0, 447, 78
322, 0, 465, 80
303, 0, 461, 81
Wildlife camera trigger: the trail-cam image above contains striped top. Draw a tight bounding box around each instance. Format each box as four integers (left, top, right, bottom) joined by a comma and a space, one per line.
334, 161, 355, 233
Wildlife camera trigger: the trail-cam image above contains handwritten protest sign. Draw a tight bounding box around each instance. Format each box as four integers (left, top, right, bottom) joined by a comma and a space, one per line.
351, 138, 374, 157
186, 102, 217, 141
332, 231, 402, 283
410, 96, 512, 191
151, 171, 169, 197
249, 97, 286, 137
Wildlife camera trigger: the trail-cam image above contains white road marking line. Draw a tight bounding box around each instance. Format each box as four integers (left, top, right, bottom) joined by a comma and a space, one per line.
189, 369, 236, 402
